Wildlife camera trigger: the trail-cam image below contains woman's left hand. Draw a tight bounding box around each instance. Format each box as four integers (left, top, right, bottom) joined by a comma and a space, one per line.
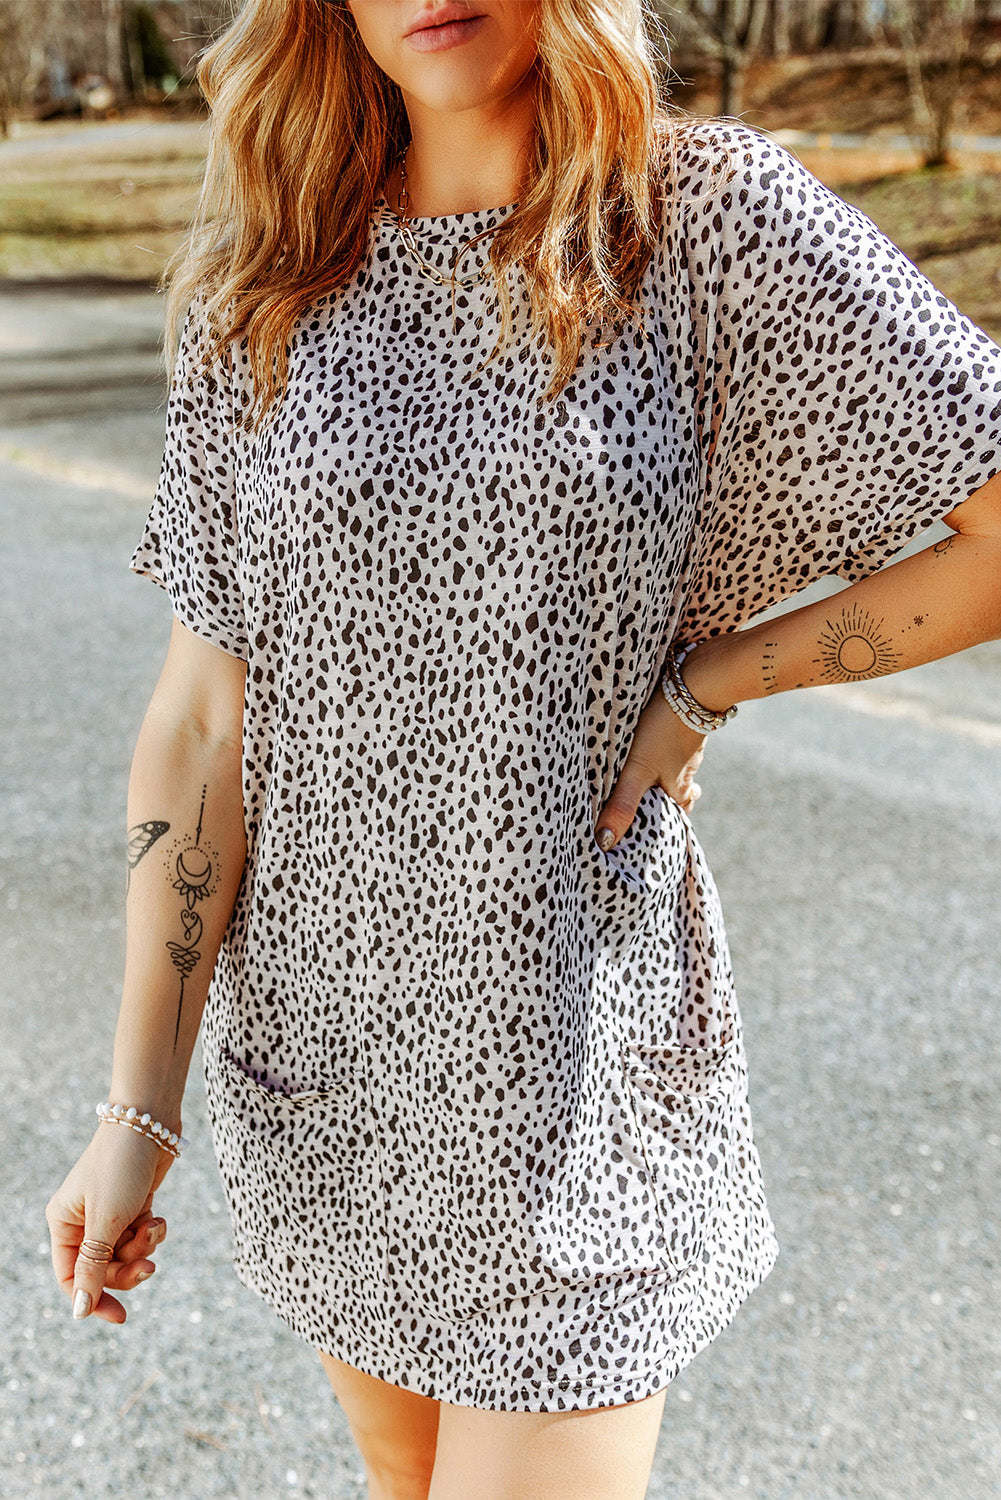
594, 689, 707, 851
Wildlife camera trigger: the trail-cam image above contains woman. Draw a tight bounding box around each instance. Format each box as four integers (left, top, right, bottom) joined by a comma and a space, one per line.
46, 0, 1001, 1494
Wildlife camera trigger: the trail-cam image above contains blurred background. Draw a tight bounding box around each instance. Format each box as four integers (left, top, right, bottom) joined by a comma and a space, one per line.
1, 0, 1001, 296
2, 2, 1000, 1497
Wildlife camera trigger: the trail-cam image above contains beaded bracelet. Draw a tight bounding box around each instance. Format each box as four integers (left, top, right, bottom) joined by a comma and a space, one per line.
95, 1101, 189, 1159
659, 637, 739, 733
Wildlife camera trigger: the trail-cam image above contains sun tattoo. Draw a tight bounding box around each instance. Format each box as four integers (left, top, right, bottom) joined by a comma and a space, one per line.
160, 784, 221, 1050
814, 602, 902, 682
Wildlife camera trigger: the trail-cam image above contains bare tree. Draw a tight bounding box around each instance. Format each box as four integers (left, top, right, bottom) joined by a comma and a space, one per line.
770, 0, 792, 57
102, 0, 125, 93
0, 0, 238, 130
144, 1, 236, 85
663, 0, 770, 115
0, 0, 63, 136
851, 0, 875, 45
791, 0, 833, 51
891, 0, 979, 166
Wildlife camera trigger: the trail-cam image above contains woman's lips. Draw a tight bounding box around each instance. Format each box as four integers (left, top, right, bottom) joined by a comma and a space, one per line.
405, 14, 487, 52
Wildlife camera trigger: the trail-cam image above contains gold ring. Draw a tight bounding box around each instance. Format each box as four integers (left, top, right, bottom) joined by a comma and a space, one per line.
78, 1237, 116, 1262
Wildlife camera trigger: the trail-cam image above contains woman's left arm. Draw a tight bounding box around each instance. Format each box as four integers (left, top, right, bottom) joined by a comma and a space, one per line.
594, 474, 1000, 850
683, 471, 1001, 711
595, 127, 1001, 850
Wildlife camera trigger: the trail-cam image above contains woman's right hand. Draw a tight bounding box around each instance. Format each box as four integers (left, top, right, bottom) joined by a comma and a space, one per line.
594, 686, 707, 850
45, 1122, 175, 1323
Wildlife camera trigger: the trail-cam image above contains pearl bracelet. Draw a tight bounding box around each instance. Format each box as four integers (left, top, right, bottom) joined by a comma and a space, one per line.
95, 1101, 189, 1159
659, 637, 739, 733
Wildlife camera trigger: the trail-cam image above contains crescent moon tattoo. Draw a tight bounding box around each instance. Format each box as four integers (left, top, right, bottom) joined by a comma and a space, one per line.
160, 784, 221, 1050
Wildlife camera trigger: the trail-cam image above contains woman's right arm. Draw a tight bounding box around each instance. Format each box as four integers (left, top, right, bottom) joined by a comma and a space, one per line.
46, 617, 249, 1324
113, 617, 248, 1127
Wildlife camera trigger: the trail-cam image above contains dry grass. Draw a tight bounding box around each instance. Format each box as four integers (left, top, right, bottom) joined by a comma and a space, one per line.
0, 118, 206, 281
0, 114, 998, 344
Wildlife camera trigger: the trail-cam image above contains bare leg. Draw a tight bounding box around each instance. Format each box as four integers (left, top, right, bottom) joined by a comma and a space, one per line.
316, 1349, 441, 1500
428, 1385, 669, 1500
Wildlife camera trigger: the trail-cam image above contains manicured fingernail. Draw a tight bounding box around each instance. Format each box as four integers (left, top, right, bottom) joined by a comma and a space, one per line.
135, 1269, 154, 1283
596, 827, 616, 851
72, 1288, 92, 1319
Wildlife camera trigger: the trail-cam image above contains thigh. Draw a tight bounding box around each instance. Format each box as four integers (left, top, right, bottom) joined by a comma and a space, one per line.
317, 1349, 440, 1491
428, 1385, 668, 1500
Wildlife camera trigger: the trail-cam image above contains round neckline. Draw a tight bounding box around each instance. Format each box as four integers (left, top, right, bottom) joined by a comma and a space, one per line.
373, 190, 520, 229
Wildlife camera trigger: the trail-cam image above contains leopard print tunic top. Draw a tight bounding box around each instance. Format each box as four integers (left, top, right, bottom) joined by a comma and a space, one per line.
127, 121, 1001, 1412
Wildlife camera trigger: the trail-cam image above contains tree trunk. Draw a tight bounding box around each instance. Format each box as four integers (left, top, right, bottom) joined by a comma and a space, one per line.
772, 0, 792, 56
718, 0, 744, 115
103, 0, 124, 93
851, 0, 874, 43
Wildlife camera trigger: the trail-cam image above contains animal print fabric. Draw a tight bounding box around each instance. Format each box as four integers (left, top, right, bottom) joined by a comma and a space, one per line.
128, 121, 1001, 1411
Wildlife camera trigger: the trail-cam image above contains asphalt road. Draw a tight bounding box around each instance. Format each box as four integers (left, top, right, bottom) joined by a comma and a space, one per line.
2, 282, 999, 1499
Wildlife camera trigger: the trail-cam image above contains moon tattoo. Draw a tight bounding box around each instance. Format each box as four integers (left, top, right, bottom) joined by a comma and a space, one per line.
814, 603, 902, 682
126, 819, 170, 893
161, 784, 221, 1050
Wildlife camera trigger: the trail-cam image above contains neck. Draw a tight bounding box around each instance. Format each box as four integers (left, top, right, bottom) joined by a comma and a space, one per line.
384, 89, 536, 217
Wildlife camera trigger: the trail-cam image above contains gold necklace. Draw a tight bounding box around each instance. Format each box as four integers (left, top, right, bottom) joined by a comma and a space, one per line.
390, 147, 495, 291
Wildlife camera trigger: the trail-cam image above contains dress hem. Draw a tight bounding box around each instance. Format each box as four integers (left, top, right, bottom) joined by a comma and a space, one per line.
228, 1228, 781, 1413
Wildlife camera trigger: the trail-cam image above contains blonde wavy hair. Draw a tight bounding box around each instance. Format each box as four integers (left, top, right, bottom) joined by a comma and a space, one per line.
162, 0, 737, 428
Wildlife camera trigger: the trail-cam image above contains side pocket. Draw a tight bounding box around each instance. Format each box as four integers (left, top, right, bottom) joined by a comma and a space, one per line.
598, 784, 690, 899
621, 1037, 740, 1276
208, 1048, 383, 1284
381, 1049, 676, 1322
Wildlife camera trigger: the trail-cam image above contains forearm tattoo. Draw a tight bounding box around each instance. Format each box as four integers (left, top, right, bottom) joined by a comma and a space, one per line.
126, 820, 170, 893
815, 602, 902, 682
759, 535, 953, 693
760, 637, 806, 693
150, 792, 220, 1050
760, 601, 907, 692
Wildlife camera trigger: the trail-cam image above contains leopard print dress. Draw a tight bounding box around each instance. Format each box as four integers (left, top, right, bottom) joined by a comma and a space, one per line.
127, 121, 1001, 1412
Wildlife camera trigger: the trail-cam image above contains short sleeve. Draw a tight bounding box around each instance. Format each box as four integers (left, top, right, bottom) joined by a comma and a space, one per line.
670, 122, 1001, 643
128, 293, 250, 661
